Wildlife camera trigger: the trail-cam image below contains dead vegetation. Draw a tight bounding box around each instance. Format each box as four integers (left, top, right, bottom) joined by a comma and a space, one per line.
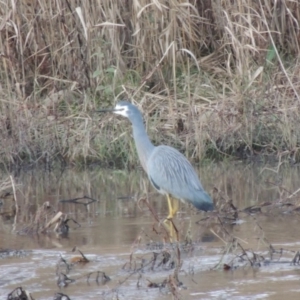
0, 175, 83, 235
0, 1, 299, 167
56, 248, 109, 288
7, 287, 34, 300
199, 162, 300, 272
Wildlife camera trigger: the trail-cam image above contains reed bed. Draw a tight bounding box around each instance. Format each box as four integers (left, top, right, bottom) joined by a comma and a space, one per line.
0, 0, 299, 168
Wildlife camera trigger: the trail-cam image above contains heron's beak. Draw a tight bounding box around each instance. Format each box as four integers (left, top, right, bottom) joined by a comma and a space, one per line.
97, 108, 116, 113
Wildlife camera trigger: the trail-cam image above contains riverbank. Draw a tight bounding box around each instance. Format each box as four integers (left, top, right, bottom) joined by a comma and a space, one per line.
0, 1, 299, 168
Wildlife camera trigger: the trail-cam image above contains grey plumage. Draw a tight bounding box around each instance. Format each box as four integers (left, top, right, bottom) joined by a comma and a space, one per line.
99, 101, 213, 214
147, 145, 213, 211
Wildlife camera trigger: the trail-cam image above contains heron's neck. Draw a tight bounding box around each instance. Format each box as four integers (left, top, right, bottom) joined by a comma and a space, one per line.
131, 118, 155, 172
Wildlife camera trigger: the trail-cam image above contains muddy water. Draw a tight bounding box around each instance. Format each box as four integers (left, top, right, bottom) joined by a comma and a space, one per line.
0, 163, 300, 299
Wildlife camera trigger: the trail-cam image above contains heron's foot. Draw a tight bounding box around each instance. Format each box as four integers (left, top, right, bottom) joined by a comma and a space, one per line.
164, 215, 173, 223
160, 217, 173, 230
163, 218, 178, 242
161, 195, 180, 241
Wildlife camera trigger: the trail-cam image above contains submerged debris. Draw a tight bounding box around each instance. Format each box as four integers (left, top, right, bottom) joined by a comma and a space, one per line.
56, 256, 72, 275
147, 274, 184, 298
53, 293, 71, 300
7, 287, 34, 300
53, 216, 80, 235
57, 273, 75, 287
59, 195, 98, 206
86, 271, 111, 285
17, 202, 60, 235
291, 251, 300, 265
0, 248, 31, 259
56, 249, 110, 289
70, 248, 90, 264
122, 249, 176, 273
0, 191, 16, 222
16, 201, 80, 235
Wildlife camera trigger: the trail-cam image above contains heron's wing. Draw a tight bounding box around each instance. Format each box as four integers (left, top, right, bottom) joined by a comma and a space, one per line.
147, 145, 203, 196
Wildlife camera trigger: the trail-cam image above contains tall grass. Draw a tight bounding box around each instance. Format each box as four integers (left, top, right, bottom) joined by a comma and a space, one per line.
0, 0, 299, 167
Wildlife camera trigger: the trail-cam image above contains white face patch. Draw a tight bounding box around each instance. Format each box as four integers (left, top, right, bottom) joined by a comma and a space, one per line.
113, 104, 129, 118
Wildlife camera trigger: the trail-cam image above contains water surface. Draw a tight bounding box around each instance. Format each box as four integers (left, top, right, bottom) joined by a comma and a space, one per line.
0, 162, 300, 299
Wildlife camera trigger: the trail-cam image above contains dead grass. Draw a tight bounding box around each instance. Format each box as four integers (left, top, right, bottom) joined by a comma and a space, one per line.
0, 0, 300, 167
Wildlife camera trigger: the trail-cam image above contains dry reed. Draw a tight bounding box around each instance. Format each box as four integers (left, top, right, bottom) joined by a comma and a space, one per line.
0, 0, 299, 167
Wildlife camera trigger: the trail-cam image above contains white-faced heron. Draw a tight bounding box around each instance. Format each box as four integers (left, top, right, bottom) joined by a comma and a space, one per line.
99, 101, 213, 219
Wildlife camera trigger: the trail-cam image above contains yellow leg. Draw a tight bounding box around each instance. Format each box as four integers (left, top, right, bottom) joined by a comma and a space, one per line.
166, 194, 179, 220
171, 197, 179, 218
163, 195, 179, 241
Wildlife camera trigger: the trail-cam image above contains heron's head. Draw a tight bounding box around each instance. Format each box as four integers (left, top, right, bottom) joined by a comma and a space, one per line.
98, 101, 143, 124
112, 101, 131, 118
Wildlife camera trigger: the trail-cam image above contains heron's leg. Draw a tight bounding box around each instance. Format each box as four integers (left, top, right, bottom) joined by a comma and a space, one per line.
162, 217, 175, 239
166, 195, 179, 220
163, 195, 179, 241
171, 197, 179, 218
166, 194, 173, 220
